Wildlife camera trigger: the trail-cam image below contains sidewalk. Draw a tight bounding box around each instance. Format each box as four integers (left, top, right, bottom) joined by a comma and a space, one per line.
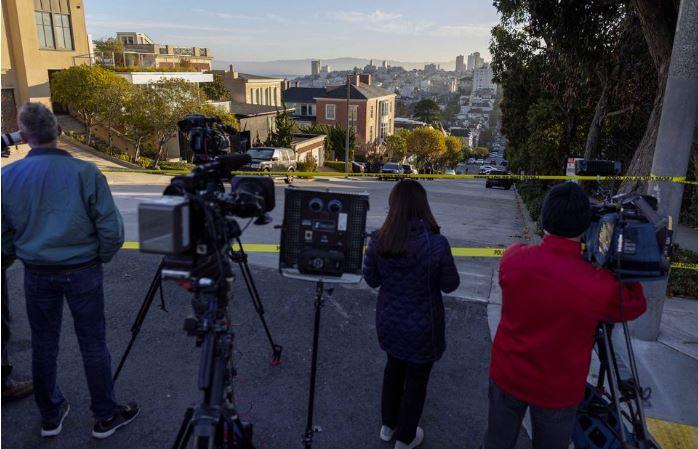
675, 224, 698, 253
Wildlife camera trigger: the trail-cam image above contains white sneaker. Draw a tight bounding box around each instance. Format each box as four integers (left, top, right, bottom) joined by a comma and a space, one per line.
380, 425, 395, 441
395, 427, 424, 449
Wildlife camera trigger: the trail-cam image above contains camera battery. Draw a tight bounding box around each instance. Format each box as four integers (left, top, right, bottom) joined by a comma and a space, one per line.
138, 196, 191, 255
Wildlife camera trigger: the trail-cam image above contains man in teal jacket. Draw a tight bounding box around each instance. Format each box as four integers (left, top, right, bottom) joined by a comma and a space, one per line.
1, 102, 139, 439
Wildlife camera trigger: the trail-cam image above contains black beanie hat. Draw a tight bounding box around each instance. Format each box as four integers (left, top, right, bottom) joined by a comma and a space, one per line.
540, 182, 591, 238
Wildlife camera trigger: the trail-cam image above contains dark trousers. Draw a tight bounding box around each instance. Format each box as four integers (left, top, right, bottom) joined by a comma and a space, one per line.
483, 380, 577, 449
381, 354, 434, 443
2, 266, 13, 386
24, 264, 117, 421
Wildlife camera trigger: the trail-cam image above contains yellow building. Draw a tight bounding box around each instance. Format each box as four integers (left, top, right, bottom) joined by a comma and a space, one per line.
1, 0, 90, 131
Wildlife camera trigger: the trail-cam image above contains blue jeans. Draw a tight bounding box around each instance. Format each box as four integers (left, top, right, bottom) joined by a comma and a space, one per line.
24, 264, 117, 421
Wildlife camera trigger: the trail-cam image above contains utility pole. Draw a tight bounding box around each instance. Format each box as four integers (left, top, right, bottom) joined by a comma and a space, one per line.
632, 0, 698, 341
345, 73, 352, 173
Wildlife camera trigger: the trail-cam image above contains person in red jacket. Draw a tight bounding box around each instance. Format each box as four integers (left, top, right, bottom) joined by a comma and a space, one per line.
484, 182, 647, 449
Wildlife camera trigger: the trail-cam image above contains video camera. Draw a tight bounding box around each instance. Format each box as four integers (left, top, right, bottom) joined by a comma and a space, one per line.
138, 153, 274, 279
178, 114, 238, 164
575, 160, 673, 281
1, 131, 24, 157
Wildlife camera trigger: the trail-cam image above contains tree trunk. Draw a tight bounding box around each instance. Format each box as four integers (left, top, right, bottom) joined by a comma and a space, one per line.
557, 112, 578, 167
624, 0, 678, 189
584, 82, 609, 160
134, 137, 142, 162
151, 138, 167, 169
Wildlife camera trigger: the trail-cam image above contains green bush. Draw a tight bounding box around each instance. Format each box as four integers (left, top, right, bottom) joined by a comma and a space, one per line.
115, 153, 132, 162
517, 183, 548, 224
158, 161, 194, 171
297, 155, 318, 173
668, 246, 698, 299
135, 156, 155, 168
324, 161, 350, 172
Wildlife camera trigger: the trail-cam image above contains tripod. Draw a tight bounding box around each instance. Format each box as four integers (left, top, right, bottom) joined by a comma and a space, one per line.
302, 281, 332, 449
171, 268, 255, 449
114, 241, 282, 383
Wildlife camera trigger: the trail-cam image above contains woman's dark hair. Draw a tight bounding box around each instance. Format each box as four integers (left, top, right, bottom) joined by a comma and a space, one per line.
377, 179, 439, 257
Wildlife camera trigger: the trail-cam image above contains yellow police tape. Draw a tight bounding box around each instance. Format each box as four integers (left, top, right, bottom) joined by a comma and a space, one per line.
120, 242, 698, 271
101, 167, 698, 185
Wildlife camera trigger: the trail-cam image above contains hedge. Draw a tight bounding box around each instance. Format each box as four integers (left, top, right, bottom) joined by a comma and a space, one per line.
324, 161, 350, 172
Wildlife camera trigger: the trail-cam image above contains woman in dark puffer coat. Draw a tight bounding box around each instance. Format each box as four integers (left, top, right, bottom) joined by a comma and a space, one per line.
363, 179, 460, 449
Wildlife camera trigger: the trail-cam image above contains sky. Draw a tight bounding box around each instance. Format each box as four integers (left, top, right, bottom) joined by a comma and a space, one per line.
84, 0, 499, 63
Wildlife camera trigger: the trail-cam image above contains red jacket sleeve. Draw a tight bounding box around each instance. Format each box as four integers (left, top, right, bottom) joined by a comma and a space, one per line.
590, 273, 647, 322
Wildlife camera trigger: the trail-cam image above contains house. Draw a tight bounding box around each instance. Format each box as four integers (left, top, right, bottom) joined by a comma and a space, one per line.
292, 134, 325, 165
1, 0, 91, 130
103, 32, 212, 71
221, 102, 294, 150
216, 66, 284, 107
314, 74, 396, 154
282, 86, 325, 127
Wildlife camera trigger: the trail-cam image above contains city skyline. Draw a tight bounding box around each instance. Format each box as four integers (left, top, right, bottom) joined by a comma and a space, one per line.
83, 0, 498, 63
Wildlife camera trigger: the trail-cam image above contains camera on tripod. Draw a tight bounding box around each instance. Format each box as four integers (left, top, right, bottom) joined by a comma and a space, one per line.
575, 160, 673, 281
178, 114, 238, 164
138, 153, 274, 280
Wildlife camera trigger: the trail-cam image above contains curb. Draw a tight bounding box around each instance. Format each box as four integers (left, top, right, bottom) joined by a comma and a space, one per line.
60, 135, 142, 170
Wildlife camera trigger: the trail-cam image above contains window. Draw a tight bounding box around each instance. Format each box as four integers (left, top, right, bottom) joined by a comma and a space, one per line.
369, 126, 373, 142
370, 105, 374, 119
349, 105, 358, 122
34, 0, 73, 50
325, 104, 335, 120
301, 105, 308, 116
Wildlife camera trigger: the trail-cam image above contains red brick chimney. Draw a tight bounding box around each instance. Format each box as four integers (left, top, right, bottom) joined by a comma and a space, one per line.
359, 74, 372, 85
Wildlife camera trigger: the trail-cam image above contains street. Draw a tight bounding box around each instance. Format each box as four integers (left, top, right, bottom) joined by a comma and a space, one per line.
1, 173, 530, 449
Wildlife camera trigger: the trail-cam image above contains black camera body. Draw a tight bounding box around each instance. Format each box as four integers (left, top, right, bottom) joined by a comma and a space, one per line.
576, 160, 673, 281
178, 114, 238, 164
138, 153, 274, 279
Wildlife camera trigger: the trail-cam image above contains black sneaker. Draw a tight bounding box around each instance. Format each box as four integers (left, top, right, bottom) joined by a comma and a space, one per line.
41, 401, 70, 437
92, 402, 140, 439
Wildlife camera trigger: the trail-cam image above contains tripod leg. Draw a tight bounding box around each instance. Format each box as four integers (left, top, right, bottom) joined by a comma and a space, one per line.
232, 241, 283, 364
601, 323, 628, 447
303, 281, 325, 449
172, 408, 194, 449
113, 259, 164, 382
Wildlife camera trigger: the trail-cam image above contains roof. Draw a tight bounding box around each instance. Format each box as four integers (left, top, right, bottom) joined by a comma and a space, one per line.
317, 83, 395, 100
237, 73, 283, 81
282, 87, 327, 103
228, 102, 293, 117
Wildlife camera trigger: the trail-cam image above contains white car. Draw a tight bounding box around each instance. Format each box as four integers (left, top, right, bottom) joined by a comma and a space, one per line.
475, 159, 485, 165
479, 165, 496, 174
467, 158, 476, 164
444, 169, 456, 175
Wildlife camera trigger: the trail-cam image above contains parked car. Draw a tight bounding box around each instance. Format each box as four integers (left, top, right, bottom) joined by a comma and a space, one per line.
379, 162, 404, 180
444, 169, 456, 175
475, 159, 485, 165
479, 165, 496, 174
501, 160, 508, 167
366, 162, 386, 173
485, 170, 513, 190
402, 164, 418, 174
244, 147, 297, 172
467, 158, 476, 164
352, 161, 365, 173
455, 163, 468, 174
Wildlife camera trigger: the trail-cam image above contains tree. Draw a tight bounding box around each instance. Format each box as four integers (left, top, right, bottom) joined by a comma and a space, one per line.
406, 127, 446, 171
327, 126, 355, 161
201, 74, 231, 102
93, 37, 125, 66
384, 132, 408, 162
443, 136, 464, 167
50, 65, 124, 146
96, 75, 132, 154
146, 79, 202, 168
413, 99, 441, 124
265, 107, 295, 147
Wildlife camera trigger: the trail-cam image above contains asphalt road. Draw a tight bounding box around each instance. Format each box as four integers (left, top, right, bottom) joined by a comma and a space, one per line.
2, 175, 530, 449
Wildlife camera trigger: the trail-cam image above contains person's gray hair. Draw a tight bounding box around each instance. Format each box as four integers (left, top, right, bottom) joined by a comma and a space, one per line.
18, 102, 60, 145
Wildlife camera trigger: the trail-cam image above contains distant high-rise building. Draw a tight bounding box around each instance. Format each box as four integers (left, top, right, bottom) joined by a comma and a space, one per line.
311, 60, 321, 75
424, 63, 438, 72
467, 52, 485, 71
456, 55, 466, 73
473, 64, 495, 91
382, 60, 387, 69
320, 65, 330, 73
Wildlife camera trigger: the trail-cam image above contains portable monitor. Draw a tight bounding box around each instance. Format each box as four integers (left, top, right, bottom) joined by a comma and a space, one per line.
279, 187, 369, 283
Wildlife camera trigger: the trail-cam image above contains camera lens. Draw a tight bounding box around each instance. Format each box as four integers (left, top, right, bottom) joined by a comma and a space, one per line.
328, 199, 342, 213
309, 198, 323, 212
